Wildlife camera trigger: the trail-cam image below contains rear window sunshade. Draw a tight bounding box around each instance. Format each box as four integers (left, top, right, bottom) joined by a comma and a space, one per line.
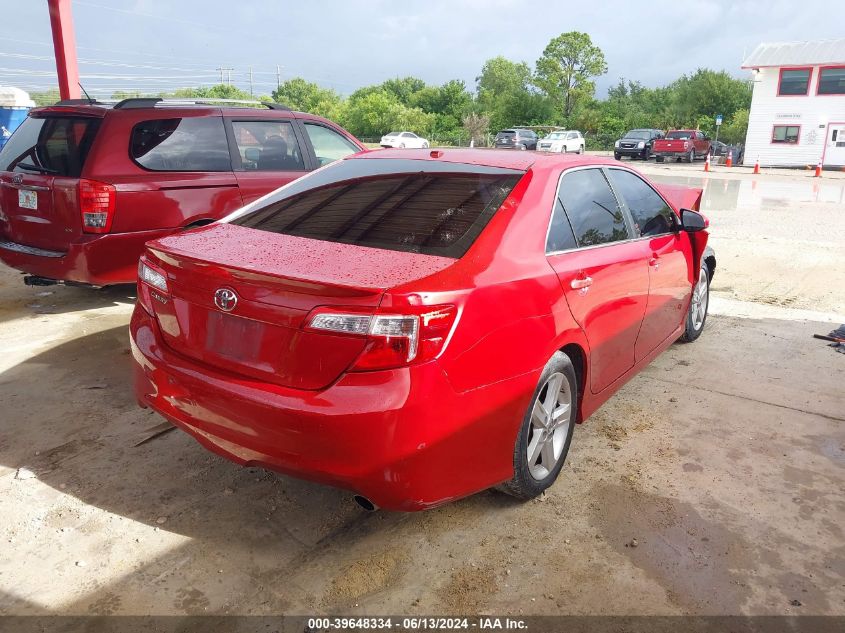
0, 116, 101, 177
230, 158, 525, 258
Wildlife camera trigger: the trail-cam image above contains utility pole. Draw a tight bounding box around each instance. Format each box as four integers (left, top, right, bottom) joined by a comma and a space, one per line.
216, 66, 233, 86
248, 66, 253, 96
276, 65, 282, 91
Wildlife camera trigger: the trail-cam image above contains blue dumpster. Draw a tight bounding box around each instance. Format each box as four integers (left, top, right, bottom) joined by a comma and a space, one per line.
0, 87, 36, 150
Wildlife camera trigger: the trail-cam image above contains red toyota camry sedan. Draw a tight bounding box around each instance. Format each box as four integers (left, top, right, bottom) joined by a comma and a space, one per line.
130, 149, 715, 511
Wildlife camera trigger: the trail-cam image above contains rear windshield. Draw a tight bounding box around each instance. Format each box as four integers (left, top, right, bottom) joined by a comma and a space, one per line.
496, 131, 515, 137
666, 131, 692, 140
0, 115, 101, 177
230, 158, 524, 258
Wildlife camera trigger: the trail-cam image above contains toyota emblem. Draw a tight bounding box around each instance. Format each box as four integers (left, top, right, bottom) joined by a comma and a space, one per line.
213, 287, 238, 312
12, 174, 23, 185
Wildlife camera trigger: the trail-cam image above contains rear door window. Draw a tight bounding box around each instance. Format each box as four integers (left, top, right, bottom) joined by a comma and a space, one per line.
130, 117, 231, 171
557, 168, 629, 247
607, 169, 675, 237
0, 116, 101, 177
231, 120, 305, 171
230, 158, 523, 258
303, 123, 360, 167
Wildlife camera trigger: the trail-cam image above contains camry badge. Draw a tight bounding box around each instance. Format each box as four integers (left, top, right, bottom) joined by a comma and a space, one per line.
214, 287, 238, 312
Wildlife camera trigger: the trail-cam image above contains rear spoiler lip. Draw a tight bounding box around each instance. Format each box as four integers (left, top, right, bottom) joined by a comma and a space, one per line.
655, 183, 703, 213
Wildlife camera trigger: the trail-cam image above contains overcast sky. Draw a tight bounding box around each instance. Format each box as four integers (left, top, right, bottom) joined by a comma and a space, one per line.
4, 0, 843, 99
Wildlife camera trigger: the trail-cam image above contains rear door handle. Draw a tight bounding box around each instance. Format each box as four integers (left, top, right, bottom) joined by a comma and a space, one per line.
570, 276, 593, 290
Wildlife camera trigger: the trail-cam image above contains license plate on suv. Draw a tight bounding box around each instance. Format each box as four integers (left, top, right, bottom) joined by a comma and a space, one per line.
18, 190, 37, 210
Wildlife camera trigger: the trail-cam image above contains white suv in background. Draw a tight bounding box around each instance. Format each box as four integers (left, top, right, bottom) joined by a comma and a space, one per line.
537, 130, 585, 154
380, 131, 430, 148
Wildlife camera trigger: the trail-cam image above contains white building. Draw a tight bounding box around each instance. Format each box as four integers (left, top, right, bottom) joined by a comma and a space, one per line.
742, 38, 845, 168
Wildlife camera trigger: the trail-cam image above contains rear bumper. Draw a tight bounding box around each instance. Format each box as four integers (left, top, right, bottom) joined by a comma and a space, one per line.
0, 228, 173, 286
129, 305, 529, 511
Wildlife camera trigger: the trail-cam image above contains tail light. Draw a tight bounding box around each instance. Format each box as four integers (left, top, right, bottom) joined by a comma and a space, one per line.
305, 304, 458, 371
137, 257, 169, 313
79, 179, 116, 233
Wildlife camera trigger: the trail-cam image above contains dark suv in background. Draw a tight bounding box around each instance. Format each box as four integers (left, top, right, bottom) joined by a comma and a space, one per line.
0, 98, 364, 286
494, 128, 538, 150
614, 128, 664, 160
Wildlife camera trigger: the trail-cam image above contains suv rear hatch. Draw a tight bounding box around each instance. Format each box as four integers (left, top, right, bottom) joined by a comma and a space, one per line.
0, 110, 103, 252
139, 157, 523, 390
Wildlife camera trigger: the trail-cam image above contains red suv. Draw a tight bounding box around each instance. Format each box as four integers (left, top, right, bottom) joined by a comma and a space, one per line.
0, 98, 364, 286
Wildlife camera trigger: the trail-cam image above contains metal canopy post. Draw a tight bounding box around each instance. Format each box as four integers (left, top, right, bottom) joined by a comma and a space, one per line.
48, 0, 81, 100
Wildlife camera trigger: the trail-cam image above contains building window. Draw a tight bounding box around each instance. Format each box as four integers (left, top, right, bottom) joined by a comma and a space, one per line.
778, 68, 812, 95
771, 125, 800, 144
817, 66, 845, 95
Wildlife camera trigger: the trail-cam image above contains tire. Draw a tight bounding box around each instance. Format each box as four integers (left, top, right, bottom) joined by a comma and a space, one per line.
422, 142, 429, 148
577, 145, 584, 154
399, 143, 405, 149
614, 152, 621, 160
499, 352, 577, 500
656, 156, 664, 163
642, 148, 650, 161
680, 261, 710, 343
687, 149, 695, 163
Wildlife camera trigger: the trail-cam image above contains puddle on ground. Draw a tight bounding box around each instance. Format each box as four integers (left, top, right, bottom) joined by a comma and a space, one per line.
651, 174, 845, 212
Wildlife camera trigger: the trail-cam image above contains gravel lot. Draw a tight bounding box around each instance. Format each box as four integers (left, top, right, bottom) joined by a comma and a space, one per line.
1, 164, 843, 616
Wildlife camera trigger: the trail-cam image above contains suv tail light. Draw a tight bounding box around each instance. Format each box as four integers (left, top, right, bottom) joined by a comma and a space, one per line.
79, 179, 116, 233
137, 257, 169, 313
305, 304, 458, 371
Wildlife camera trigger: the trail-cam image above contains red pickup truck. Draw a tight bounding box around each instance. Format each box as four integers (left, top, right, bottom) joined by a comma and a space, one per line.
652, 130, 711, 163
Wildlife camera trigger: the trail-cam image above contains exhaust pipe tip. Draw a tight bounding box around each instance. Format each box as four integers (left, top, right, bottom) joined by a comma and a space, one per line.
353, 495, 378, 512
24, 275, 60, 287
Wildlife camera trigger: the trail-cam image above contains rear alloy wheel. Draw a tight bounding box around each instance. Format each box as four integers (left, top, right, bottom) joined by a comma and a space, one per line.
400, 143, 406, 149
499, 352, 577, 500
422, 142, 429, 148
680, 261, 710, 342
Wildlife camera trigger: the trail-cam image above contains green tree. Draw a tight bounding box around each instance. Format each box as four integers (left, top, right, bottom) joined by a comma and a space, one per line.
29, 89, 61, 106
719, 108, 749, 144
670, 69, 752, 125
477, 56, 532, 103
535, 31, 607, 119
380, 76, 426, 105
272, 78, 343, 118
168, 84, 253, 100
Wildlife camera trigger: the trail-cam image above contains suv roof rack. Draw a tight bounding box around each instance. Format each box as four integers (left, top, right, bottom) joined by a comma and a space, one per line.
111, 97, 291, 110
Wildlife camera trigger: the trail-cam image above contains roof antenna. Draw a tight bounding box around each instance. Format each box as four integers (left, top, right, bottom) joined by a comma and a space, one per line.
78, 82, 94, 104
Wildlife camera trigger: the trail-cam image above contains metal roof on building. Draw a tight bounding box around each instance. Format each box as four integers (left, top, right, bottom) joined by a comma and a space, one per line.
742, 38, 845, 68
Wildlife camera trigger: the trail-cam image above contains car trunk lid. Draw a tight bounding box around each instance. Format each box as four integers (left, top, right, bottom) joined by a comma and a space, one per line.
146, 223, 456, 390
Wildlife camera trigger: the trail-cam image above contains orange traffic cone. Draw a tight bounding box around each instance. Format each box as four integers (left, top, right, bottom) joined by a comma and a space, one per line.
704, 153, 710, 172
814, 161, 822, 177
726, 150, 733, 168
753, 156, 760, 174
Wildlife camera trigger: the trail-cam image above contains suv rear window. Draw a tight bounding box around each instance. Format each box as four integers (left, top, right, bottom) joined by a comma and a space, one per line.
0, 116, 101, 177
230, 158, 523, 258
130, 117, 231, 171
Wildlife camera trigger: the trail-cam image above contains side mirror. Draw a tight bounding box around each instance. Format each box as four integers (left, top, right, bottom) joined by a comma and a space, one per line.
680, 208, 708, 233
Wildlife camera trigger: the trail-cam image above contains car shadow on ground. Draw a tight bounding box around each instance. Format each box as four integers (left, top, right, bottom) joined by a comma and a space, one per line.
0, 276, 137, 324
0, 324, 520, 614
